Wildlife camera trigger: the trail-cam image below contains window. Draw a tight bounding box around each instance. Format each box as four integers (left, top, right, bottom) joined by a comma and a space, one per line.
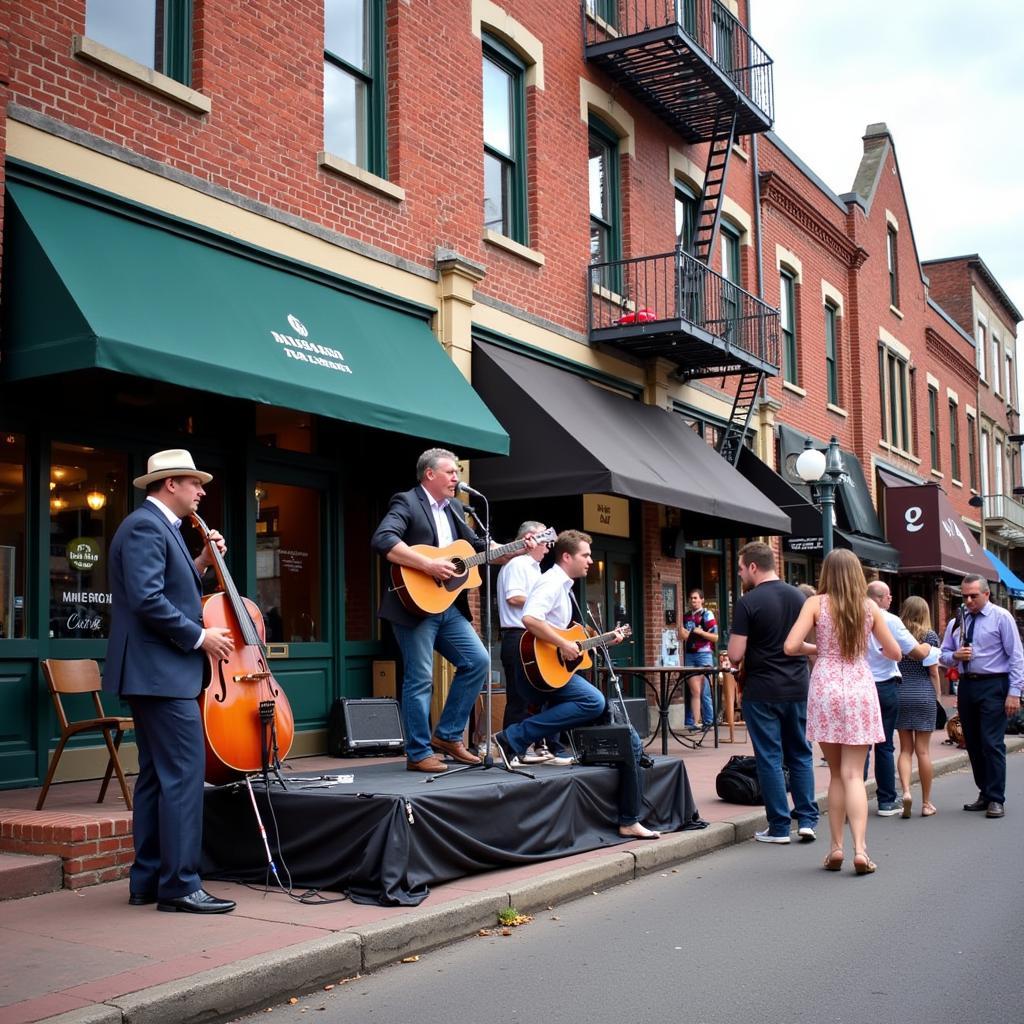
86, 0, 192, 83
482, 37, 528, 243
0, 434, 26, 639
780, 270, 797, 385
713, 2, 735, 73
589, 118, 621, 291
909, 367, 918, 453
995, 438, 1004, 497
977, 322, 987, 381
878, 347, 886, 438
48, 443, 129, 640
886, 226, 899, 307
720, 224, 741, 343
928, 387, 940, 471
824, 302, 839, 405
991, 334, 1002, 394
967, 413, 978, 490
1006, 351, 1016, 408
324, 0, 386, 174
585, 0, 616, 25
981, 430, 990, 497
880, 346, 911, 452
949, 401, 960, 481
675, 181, 698, 252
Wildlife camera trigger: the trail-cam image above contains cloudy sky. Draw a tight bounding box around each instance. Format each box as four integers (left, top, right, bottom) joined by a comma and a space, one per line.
753, 1, 1024, 337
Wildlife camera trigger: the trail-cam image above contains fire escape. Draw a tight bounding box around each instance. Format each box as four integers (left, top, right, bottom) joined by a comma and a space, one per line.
583, 0, 779, 465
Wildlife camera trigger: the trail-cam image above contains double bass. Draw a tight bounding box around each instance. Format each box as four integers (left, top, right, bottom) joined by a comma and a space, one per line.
191, 513, 295, 785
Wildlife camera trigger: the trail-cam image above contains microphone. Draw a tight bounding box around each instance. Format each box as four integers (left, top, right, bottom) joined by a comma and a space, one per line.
456, 481, 486, 500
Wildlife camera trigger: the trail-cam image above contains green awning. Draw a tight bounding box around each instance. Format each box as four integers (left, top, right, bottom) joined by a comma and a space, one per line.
3, 179, 508, 454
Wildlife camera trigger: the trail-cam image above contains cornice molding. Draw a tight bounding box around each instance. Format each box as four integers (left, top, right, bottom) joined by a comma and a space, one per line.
925, 327, 978, 384
759, 171, 868, 270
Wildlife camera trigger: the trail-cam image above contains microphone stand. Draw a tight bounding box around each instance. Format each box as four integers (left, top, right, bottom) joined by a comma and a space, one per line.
428, 488, 532, 782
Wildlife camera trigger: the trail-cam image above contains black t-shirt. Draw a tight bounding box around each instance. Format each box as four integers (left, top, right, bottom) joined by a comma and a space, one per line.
731, 579, 809, 702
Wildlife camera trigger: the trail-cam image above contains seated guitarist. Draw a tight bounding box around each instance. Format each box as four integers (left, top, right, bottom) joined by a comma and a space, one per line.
371, 448, 536, 773
493, 530, 661, 840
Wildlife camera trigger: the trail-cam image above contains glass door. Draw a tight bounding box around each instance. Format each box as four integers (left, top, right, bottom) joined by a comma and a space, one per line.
586, 546, 640, 667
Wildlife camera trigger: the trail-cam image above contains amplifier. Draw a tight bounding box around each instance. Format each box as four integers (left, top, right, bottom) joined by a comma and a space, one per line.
620, 697, 650, 739
327, 698, 405, 757
572, 724, 634, 765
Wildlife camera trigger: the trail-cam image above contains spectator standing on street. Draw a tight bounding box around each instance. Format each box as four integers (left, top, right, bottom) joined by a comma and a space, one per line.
895, 596, 942, 818
864, 581, 935, 816
681, 589, 717, 730
727, 542, 819, 845
938, 574, 1023, 819
786, 549, 900, 875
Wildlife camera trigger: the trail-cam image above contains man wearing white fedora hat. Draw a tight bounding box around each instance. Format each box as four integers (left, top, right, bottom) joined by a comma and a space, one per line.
105, 449, 236, 913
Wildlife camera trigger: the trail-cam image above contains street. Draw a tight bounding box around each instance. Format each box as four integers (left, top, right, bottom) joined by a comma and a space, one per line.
238, 751, 1022, 1024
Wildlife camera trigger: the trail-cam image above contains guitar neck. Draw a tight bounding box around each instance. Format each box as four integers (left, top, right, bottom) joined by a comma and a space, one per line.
462, 537, 526, 569
577, 629, 624, 653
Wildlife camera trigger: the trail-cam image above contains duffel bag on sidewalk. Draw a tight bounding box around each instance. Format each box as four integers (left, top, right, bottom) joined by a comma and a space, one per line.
715, 754, 791, 805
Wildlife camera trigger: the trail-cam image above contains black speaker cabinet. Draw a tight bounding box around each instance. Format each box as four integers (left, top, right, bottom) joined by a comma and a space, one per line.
572, 724, 634, 765
620, 697, 651, 739
328, 698, 405, 757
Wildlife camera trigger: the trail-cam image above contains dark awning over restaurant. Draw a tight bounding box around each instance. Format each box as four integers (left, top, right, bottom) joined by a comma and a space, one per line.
471, 342, 791, 536
3, 176, 508, 454
882, 478, 994, 578
736, 447, 900, 571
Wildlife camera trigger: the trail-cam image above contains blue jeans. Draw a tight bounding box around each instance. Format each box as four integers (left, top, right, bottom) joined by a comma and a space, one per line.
866, 678, 899, 805
391, 607, 489, 762
503, 675, 605, 755
743, 699, 819, 836
684, 650, 714, 725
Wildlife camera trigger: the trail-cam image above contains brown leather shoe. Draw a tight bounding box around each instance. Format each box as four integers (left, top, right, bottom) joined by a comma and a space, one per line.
431, 736, 482, 764
406, 755, 447, 773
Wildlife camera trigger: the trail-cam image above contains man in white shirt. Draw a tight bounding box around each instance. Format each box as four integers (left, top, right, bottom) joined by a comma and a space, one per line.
496, 520, 563, 763
865, 581, 936, 815
494, 530, 661, 840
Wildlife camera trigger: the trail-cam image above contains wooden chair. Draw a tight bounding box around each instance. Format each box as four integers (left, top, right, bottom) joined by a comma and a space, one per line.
37, 659, 133, 811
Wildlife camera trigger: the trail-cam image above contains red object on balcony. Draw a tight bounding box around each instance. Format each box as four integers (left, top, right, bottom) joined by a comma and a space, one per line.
614, 307, 656, 325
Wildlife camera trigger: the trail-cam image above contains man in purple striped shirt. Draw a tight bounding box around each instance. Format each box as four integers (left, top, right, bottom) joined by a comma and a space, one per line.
939, 574, 1023, 818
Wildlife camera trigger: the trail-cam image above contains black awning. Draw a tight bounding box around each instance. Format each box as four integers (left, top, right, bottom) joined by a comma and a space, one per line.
470, 342, 791, 537
737, 447, 900, 571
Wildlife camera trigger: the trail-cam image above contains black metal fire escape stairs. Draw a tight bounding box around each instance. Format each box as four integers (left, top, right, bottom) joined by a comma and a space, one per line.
685, 104, 766, 467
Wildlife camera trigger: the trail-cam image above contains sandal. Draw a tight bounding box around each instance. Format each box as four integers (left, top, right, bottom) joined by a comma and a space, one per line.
823, 848, 844, 871
901, 793, 912, 819
921, 802, 936, 817
853, 850, 877, 875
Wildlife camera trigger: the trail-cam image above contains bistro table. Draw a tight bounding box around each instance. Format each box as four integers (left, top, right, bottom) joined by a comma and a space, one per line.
598, 665, 721, 753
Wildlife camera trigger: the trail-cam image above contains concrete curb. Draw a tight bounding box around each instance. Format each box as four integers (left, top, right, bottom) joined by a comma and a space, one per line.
39, 741, 1024, 1024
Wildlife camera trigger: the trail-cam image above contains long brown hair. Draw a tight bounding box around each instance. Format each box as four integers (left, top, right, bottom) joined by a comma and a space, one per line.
899, 595, 932, 642
817, 549, 869, 660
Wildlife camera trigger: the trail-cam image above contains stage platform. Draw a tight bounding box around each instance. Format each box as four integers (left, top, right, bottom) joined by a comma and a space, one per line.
201, 755, 702, 906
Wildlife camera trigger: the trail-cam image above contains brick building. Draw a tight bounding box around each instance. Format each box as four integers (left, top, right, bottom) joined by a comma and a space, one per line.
0, 1, 1015, 788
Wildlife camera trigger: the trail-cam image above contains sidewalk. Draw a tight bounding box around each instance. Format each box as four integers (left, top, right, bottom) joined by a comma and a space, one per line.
1, 727, 1017, 1024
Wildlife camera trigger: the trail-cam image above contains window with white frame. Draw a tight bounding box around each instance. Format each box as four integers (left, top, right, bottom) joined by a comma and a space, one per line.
879, 342, 911, 453
991, 333, 1002, 395
949, 399, 960, 482
977, 322, 987, 381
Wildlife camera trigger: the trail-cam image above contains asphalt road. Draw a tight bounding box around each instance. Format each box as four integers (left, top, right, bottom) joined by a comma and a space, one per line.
240, 751, 1022, 1024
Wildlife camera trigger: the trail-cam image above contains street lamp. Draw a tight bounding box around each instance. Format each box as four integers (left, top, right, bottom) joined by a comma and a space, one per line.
795, 436, 845, 556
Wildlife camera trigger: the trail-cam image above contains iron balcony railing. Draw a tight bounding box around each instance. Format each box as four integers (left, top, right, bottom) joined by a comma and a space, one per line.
582, 0, 774, 127
984, 494, 1024, 538
588, 247, 780, 374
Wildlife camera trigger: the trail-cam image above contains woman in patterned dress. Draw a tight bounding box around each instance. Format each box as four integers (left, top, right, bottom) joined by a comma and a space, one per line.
896, 596, 942, 818
785, 550, 900, 875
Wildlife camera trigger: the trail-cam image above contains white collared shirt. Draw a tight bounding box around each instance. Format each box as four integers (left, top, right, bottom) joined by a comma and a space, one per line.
145, 495, 204, 649
497, 553, 543, 628
421, 486, 453, 547
522, 563, 574, 630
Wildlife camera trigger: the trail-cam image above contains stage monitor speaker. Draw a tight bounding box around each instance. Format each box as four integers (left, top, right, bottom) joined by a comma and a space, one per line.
572, 724, 633, 765
328, 698, 405, 757
661, 527, 685, 559
620, 697, 651, 739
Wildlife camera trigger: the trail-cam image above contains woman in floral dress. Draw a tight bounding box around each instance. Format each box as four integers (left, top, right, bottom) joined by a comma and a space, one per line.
785, 550, 900, 874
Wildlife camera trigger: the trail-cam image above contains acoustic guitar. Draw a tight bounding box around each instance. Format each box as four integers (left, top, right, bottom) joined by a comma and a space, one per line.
520, 623, 633, 692
390, 527, 557, 617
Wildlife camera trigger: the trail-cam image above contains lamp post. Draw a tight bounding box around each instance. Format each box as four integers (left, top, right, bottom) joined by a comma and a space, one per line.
795, 435, 845, 557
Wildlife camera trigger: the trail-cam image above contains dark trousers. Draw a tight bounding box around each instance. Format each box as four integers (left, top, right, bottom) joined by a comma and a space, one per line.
127, 696, 205, 900
499, 629, 532, 729
958, 674, 1009, 805
868, 678, 900, 805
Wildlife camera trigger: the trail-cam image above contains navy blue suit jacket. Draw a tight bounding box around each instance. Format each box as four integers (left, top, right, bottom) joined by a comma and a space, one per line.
371, 487, 485, 628
103, 501, 206, 700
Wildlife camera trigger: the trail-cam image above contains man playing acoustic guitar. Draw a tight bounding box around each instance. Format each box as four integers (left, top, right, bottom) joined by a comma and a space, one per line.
372, 448, 539, 773
494, 530, 661, 840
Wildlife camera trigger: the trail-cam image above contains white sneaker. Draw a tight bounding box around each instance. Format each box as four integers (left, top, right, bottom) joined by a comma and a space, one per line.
538, 753, 575, 766
521, 744, 554, 764
797, 826, 817, 842
754, 829, 791, 844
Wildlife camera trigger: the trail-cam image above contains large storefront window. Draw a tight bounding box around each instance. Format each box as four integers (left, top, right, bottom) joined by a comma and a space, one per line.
0, 434, 27, 638
48, 443, 129, 639
254, 481, 322, 642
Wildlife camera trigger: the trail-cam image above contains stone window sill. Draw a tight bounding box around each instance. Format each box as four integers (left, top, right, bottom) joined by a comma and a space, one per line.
782, 380, 806, 398
483, 229, 545, 266
318, 152, 405, 202
826, 402, 848, 418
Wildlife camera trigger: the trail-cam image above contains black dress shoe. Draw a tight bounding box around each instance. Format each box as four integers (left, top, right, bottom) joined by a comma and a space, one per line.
963, 797, 987, 812
157, 888, 236, 914
986, 802, 1005, 818
128, 893, 157, 906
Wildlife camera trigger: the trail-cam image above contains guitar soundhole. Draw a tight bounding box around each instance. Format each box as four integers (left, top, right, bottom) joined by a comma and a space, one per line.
557, 650, 582, 672
443, 559, 469, 594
